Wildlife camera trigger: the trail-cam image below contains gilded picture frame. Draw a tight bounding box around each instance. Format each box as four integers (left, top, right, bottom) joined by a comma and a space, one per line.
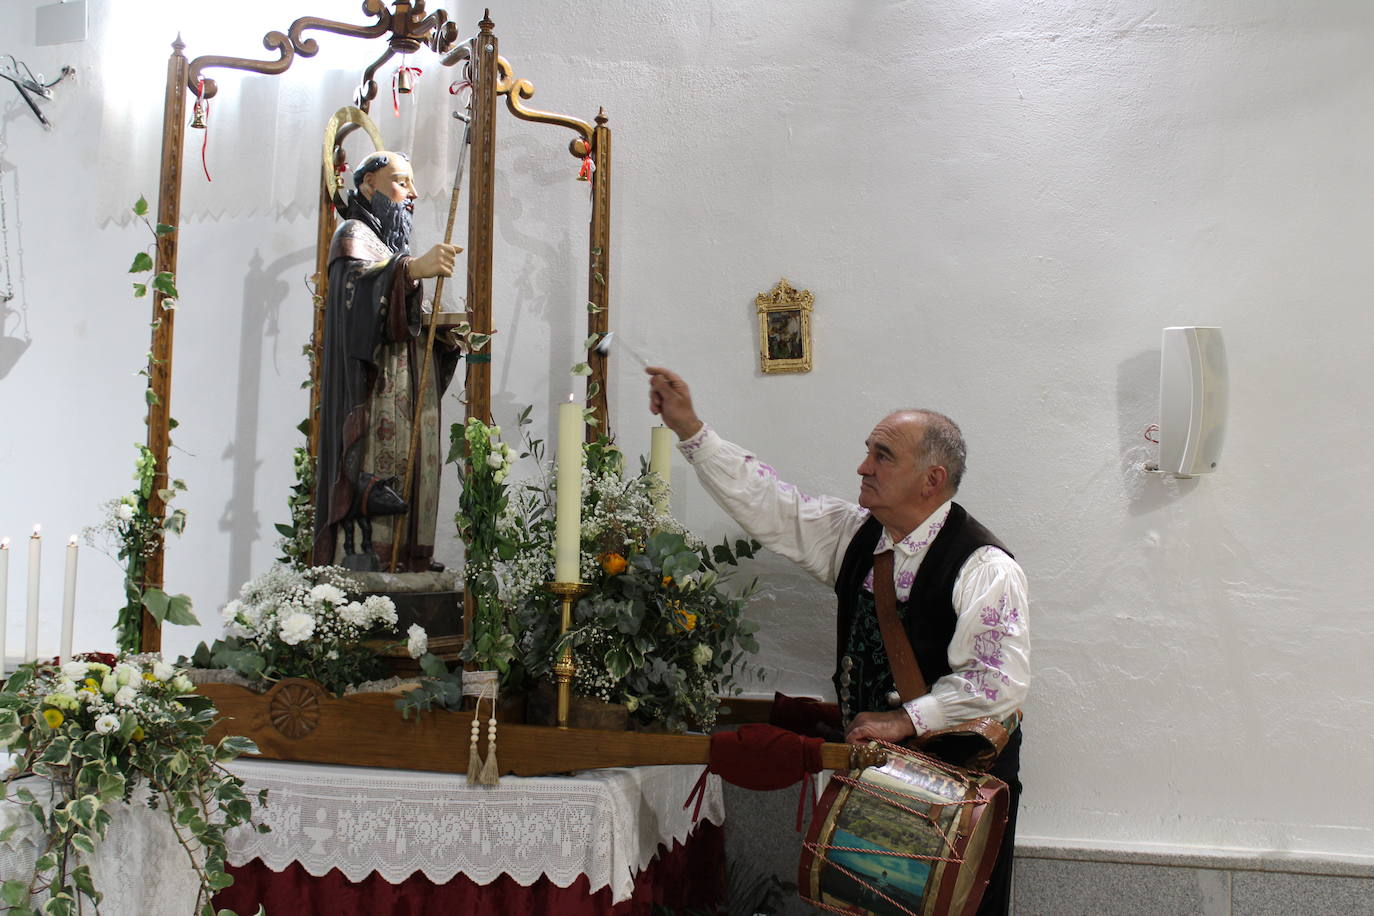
756, 278, 813, 374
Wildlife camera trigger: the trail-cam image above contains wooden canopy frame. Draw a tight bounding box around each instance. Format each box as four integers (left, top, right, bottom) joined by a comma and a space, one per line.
139, 3, 612, 653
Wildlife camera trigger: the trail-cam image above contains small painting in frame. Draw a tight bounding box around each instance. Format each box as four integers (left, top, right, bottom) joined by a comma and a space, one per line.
756, 278, 813, 374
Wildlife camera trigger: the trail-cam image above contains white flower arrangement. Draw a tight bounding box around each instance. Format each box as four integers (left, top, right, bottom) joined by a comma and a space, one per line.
191, 564, 422, 696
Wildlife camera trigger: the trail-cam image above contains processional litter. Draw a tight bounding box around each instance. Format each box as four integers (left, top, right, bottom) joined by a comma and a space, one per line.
133, 5, 1009, 913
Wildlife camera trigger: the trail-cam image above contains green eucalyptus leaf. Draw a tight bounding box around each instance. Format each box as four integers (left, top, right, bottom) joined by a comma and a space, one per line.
129, 252, 153, 273
133, 196, 149, 216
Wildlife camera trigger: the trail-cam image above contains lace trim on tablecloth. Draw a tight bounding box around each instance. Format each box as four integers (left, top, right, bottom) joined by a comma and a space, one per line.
223, 760, 725, 904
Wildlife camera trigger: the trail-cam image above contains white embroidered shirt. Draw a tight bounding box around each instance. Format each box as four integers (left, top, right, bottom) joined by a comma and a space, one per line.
678, 425, 1030, 736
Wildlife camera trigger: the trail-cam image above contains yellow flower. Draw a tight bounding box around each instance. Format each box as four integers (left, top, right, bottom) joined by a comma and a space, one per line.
661, 576, 673, 587
42, 708, 64, 729
131, 726, 145, 742
599, 552, 628, 575
84, 678, 98, 689
143, 672, 157, 682
674, 609, 698, 631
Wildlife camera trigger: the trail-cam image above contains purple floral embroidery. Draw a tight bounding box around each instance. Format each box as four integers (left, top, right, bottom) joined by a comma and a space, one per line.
963, 593, 1018, 701
862, 569, 875, 591
754, 461, 778, 479
906, 704, 928, 734
896, 570, 915, 590
899, 518, 944, 554
677, 425, 711, 461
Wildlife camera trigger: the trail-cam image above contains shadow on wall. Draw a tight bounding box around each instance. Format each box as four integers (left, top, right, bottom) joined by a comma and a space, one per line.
1117, 348, 1201, 516
218, 245, 312, 592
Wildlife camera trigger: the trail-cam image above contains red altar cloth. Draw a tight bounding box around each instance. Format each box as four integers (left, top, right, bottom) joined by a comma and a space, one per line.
214, 820, 725, 915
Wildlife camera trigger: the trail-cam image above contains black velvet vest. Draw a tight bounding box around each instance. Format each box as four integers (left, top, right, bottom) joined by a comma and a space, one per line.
832, 503, 1011, 720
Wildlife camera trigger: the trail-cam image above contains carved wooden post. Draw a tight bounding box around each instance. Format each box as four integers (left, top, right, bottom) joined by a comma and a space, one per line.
463, 11, 499, 643
585, 108, 611, 440
141, 38, 189, 653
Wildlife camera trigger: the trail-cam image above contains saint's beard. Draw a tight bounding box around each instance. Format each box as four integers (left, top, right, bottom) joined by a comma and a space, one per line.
367, 193, 414, 254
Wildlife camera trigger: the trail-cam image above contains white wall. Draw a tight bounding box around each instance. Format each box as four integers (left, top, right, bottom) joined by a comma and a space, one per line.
2, 0, 1372, 863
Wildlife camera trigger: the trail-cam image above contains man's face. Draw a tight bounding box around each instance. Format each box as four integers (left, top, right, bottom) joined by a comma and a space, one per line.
856, 413, 936, 521
363, 157, 418, 208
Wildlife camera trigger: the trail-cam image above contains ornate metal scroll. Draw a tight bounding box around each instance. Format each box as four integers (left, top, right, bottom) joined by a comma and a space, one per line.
185, 0, 459, 112
495, 56, 593, 152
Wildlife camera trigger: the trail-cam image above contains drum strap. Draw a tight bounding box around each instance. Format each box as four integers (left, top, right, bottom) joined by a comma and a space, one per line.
872, 549, 929, 702
872, 549, 1014, 769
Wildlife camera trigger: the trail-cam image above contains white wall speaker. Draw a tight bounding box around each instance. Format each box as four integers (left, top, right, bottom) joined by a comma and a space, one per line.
1158, 326, 1228, 477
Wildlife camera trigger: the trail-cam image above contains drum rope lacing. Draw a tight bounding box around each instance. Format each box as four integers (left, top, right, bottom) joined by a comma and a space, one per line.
802, 738, 993, 915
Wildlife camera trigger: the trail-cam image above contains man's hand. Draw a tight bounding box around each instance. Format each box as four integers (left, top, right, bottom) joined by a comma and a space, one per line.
646, 367, 704, 440
844, 709, 917, 745
406, 243, 461, 280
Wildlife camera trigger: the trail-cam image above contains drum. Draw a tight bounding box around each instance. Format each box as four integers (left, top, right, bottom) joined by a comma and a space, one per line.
799, 742, 1008, 916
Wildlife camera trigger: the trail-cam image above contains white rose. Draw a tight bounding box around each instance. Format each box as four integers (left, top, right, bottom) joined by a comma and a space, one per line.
152, 661, 175, 682
114, 663, 141, 687
493, 469, 507, 485
625, 696, 640, 712
278, 612, 316, 646
51, 677, 79, 697
114, 686, 139, 707
116, 503, 136, 521
221, 599, 243, 624
406, 624, 428, 659
61, 661, 89, 681
692, 644, 713, 667
485, 452, 504, 469
308, 583, 347, 607
101, 674, 119, 695
171, 675, 194, 694
95, 714, 121, 735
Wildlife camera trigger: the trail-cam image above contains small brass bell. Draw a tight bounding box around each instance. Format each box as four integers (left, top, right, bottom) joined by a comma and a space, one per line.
189, 98, 207, 129
396, 67, 414, 95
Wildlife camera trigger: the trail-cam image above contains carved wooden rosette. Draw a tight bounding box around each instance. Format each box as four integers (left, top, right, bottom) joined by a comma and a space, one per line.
268, 679, 325, 739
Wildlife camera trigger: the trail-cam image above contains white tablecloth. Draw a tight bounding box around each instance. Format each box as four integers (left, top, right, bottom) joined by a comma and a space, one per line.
0, 753, 724, 913
228, 759, 724, 902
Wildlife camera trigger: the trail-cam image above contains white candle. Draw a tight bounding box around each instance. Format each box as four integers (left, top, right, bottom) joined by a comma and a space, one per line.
554, 396, 585, 583
26, 525, 40, 663
0, 537, 10, 675
61, 535, 78, 661
649, 426, 673, 514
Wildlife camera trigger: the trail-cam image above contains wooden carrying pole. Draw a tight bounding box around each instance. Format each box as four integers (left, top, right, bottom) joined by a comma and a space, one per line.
585, 109, 611, 438
141, 38, 189, 654
461, 12, 498, 637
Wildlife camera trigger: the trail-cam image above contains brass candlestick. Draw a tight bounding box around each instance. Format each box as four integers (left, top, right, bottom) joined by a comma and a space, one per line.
545, 581, 591, 728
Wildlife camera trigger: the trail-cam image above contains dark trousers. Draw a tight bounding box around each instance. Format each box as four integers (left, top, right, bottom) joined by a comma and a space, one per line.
976, 725, 1023, 916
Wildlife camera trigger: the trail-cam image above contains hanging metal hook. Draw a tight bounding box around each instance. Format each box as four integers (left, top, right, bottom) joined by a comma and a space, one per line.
0, 56, 75, 128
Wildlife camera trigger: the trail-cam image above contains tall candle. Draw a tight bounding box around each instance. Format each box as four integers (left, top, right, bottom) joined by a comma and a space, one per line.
0, 537, 10, 675
554, 397, 585, 582
61, 535, 78, 661
26, 525, 40, 663
649, 426, 673, 514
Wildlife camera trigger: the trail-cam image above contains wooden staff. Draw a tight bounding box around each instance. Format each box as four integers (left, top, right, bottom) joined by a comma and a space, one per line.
389, 111, 473, 572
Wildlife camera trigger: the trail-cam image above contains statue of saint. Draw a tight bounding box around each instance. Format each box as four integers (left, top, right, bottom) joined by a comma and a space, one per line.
312, 150, 463, 571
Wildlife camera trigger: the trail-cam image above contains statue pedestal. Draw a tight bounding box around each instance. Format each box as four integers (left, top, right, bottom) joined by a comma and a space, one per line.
344, 569, 464, 674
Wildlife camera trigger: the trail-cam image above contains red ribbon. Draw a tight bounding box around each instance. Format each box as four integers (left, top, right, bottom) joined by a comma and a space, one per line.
196, 78, 212, 182
578, 154, 595, 181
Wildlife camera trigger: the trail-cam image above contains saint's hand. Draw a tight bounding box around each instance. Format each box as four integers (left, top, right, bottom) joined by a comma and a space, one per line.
844, 709, 916, 745
645, 366, 704, 440
407, 243, 461, 280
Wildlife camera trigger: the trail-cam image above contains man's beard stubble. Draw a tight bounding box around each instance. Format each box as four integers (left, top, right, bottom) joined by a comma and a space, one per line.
368, 193, 414, 254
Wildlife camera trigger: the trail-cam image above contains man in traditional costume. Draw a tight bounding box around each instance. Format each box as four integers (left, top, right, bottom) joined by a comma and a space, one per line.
646, 366, 1029, 916
313, 151, 463, 571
